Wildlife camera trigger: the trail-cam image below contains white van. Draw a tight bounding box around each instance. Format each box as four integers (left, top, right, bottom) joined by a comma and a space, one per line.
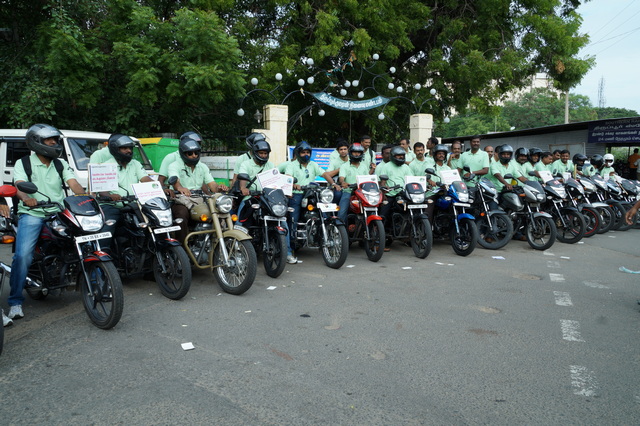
0, 129, 152, 189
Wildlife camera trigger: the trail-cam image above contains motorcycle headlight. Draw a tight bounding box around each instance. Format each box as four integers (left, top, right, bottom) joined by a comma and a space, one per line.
320, 188, 334, 203
77, 214, 104, 232
272, 203, 287, 217
365, 192, 381, 205
536, 192, 545, 201
409, 193, 425, 203
152, 209, 173, 227
215, 195, 233, 214
458, 192, 469, 203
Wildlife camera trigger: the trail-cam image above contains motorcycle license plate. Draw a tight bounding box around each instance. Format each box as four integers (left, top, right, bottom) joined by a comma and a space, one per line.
153, 225, 181, 234
318, 203, 337, 212
75, 232, 111, 243
408, 204, 429, 209
453, 202, 471, 207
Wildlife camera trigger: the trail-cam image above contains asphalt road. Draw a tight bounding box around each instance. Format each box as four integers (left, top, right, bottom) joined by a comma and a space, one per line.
1, 230, 639, 425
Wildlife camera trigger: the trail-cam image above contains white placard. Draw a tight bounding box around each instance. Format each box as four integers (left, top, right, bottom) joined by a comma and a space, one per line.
257, 168, 293, 196
356, 175, 378, 186
131, 181, 167, 204
88, 163, 118, 193
439, 169, 462, 185
562, 172, 571, 181
537, 170, 554, 183
404, 176, 427, 187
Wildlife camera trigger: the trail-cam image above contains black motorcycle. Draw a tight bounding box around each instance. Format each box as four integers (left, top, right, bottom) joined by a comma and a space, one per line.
563, 176, 601, 237
468, 177, 513, 250
541, 177, 586, 244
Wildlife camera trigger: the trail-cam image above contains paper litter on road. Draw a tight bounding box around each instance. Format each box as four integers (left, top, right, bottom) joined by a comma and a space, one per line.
577, 242, 584, 244
266, 286, 277, 290
543, 251, 554, 256
181, 342, 195, 351
346, 265, 355, 268
492, 256, 505, 260
434, 262, 455, 266
244, 310, 252, 313
619, 266, 640, 274
561, 256, 570, 260
401, 267, 412, 270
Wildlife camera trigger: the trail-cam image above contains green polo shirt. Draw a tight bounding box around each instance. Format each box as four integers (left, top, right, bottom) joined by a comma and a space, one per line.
103, 158, 149, 198
375, 161, 389, 177
447, 156, 462, 170
363, 148, 375, 169
168, 158, 214, 191
489, 161, 522, 192
283, 160, 324, 193
328, 155, 349, 172
459, 150, 490, 187
233, 152, 253, 174
238, 160, 275, 192
277, 160, 293, 173
410, 157, 436, 176
599, 166, 616, 177
382, 162, 412, 197
338, 161, 371, 193
89, 147, 114, 164
404, 150, 416, 163
158, 151, 181, 178
534, 161, 554, 181
14, 154, 78, 217
429, 163, 452, 183
513, 160, 535, 180
552, 159, 574, 174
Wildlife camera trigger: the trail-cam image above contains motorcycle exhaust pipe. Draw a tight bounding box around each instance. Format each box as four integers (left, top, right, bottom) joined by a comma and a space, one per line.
0, 263, 42, 289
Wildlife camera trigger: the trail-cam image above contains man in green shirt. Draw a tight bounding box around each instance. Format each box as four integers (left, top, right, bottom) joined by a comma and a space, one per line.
488, 145, 522, 192
323, 138, 349, 204
7, 124, 85, 323
379, 146, 413, 230
399, 137, 416, 163
447, 140, 462, 170
458, 135, 490, 187
410, 142, 436, 176
534, 151, 555, 182
374, 144, 395, 177
600, 154, 617, 177
360, 135, 377, 174
426, 144, 452, 186
336, 143, 370, 223
552, 150, 573, 175
231, 132, 267, 187
513, 147, 535, 183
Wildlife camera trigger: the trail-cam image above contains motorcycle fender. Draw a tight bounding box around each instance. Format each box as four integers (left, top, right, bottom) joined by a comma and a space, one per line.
590, 202, 609, 208
533, 211, 552, 219
328, 217, 344, 226
604, 199, 623, 208
486, 209, 506, 217
157, 238, 182, 249
223, 229, 253, 242
456, 213, 475, 221
83, 251, 112, 263
365, 215, 383, 226
559, 206, 580, 215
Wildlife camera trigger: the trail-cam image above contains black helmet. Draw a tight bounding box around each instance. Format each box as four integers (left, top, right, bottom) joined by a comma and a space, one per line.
497, 144, 514, 164
390, 146, 406, 166
179, 133, 202, 166
25, 124, 63, 159
573, 153, 587, 165
528, 147, 542, 163
246, 132, 266, 150
294, 140, 312, 163
348, 143, 365, 162
433, 144, 449, 159
108, 134, 135, 164
590, 154, 603, 169
515, 147, 529, 157
252, 140, 271, 165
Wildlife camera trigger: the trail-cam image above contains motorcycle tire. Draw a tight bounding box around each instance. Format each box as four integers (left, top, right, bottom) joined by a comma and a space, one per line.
364, 220, 385, 262
596, 205, 615, 234
526, 216, 556, 251
0, 316, 4, 355
610, 203, 628, 231
320, 223, 349, 269
410, 216, 433, 259
615, 203, 634, 232
263, 230, 287, 278
556, 210, 586, 244
450, 218, 478, 256
476, 213, 513, 250
212, 237, 257, 295
80, 261, 124, 330
154, 246, 192, 300
581, 207, 600, 238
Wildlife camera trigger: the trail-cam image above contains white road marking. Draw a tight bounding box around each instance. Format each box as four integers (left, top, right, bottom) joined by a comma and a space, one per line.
543, 251, 555, 256
554, 291, 573, 306
583, 281, 610, 289
561, 320, 585, 342
547, 260, 561, 268
570, 365, 598, 396
549, 273, 565, 282
560, 256, 570, 260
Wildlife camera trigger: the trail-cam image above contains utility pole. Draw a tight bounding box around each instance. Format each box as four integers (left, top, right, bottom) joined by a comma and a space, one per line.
597, 77, 606, 108
564, 92, 569, 124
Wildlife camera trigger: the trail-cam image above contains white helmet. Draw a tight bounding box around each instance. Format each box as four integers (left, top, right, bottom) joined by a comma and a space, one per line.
603, 153, 614, 163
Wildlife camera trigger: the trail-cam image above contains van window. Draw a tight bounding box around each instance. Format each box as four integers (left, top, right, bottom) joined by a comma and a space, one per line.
67, 137, 107, 171
3, 138, 31, 166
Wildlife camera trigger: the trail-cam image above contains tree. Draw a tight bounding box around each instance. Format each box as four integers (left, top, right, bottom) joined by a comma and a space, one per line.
594, 107, 639, 120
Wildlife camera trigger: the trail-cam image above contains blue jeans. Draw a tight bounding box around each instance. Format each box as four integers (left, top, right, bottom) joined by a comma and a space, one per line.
9, 214, 46, 306
338, 190, 351, 224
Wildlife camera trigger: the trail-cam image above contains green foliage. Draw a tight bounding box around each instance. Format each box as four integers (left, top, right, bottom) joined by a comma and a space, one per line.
595, 107, 639, 120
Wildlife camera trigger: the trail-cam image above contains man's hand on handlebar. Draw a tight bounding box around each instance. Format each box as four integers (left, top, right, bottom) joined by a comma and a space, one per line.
0, 204, 10, 218
24, 198, 39, 207
178, 187, 191, 197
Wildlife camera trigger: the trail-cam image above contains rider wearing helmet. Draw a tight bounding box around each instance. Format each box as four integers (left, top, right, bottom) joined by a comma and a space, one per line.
582, 154, 603, 177
513, 147, 534, 182
158, 131, 201, 187
458, 135, 490, 187
427, 144, 451, 186
528, 147, 543, 166
374, 144, 396, 177
379, 145, 413, 230
600, 153, 617, 177
488, 144, 521, 192
572, 153, 588, 177
6, 124, 85, 324
231, 132, 267, 186
336, 143, 369, 224
237, 139, 274, 200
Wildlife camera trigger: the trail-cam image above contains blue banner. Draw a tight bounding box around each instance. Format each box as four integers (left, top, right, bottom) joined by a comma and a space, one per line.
311, 92, 390, 111
588, 117, 640, 144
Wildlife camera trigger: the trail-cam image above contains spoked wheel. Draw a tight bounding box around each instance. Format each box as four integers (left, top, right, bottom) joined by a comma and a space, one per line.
263, 230, 287, 278
80, 261, 124, 330
364, 220, 385, 262
450, 218, 478, 256
596, 205, 615, 234
581, 207, 600, 237
320, 223, 349, 269
410, 216, 433, 259
476, 213, 513, 250
213, 237, 257, 295
154, 246, 192, 300
556, 211, 586, 244
526, 216, 556, 250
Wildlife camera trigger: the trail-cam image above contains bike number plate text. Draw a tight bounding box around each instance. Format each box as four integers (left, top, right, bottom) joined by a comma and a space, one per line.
75, 232, 111, 243
153, 225, 181, 234
408, 204, 428, 209
318, 203, 337, 212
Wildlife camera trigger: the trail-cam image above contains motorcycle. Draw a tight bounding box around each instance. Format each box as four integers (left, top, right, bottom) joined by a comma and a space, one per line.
563, 176, 601, 237
5, 182, 124, 329
468, 177, 513, 250
235, 174, 289, 278
541, 177, 586, 244
500, 176, 557, 251
604, 177, 634, 232
292, 182, 349, 269
109, 191, 192, 300
585, 173, 627, 232
345, 176, 386, 262
425, 171, 478, 256
575, 175, 615, 234
0, 184, 17, 354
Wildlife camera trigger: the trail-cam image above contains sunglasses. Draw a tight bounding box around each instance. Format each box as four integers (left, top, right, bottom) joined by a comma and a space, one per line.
184, 151, 200, 157
605, 159, 613, 163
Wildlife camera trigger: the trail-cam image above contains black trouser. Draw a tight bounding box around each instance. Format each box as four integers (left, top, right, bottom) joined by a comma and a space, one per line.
171, 204, 190, 245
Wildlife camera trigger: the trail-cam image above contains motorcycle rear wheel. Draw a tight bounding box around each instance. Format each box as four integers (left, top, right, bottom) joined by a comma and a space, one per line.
263, 230, 287, 278
364, 220, 385, 262
596, 205, 615, 234
476, 213, 513, 250
450, 218, 478, 256
556, 211, 586, 244
320, 223, 348, 269
80, 261, 124, 330
581, 207, 600, 237
410, 216, 433, 259
610, 203, 628, 231
212, 237, 257, 295
526, 216, 556, 250
154, 246, 192, 300
615, 203, 634, 231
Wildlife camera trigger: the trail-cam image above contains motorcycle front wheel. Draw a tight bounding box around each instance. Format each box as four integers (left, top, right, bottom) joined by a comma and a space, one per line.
364, 220, 385, 262
615, 203, 634, 231
154, 246, 192, 300
581, 207, 600, 237
263, 229, 287, 278
476, 213, 513, 250
596, 205, 615, 234
212, 237, 257, 295
80, 261, 124, 330
320, 223, 348, 269
450, 218, 478, 256
556, 211, 586, 244
410, 216, 433, 259
526, 216, 556, 250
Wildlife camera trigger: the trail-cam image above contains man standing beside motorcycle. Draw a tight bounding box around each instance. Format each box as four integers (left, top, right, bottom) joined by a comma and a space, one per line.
168, 133, 228, 244
410, 142, 436, 176
5, 124, 85, 325
336, 143, 369, 224
458, 135, 490, 188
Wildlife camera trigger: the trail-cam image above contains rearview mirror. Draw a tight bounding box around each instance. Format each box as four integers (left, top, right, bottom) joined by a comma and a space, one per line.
237, 173, 251, 181
16, 181, 38, 194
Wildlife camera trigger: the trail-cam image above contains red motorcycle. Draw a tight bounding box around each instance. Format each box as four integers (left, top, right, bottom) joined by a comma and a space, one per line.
345, 178, 386, 262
